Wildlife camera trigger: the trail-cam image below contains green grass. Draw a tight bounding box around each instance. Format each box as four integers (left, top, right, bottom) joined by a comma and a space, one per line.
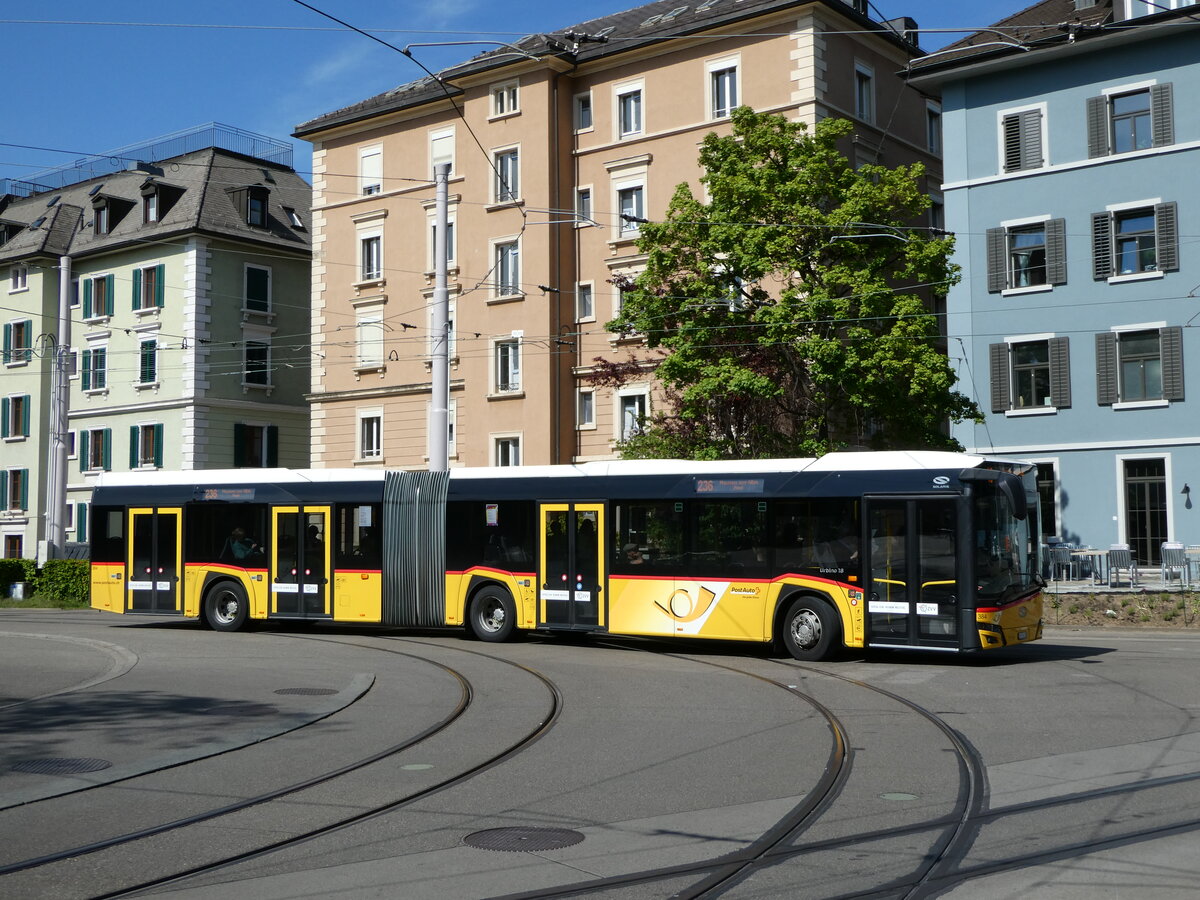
0, 594, 90, 610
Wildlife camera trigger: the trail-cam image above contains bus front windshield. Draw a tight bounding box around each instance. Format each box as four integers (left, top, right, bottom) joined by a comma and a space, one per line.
975, 482, 1040, 604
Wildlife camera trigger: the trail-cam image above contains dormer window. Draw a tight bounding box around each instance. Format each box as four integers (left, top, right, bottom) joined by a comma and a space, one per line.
143, 190, 158, 223
94, 202, 110, 234
0, 221, 21, 246
227, 185, 271, 228
91, 194, 134, 235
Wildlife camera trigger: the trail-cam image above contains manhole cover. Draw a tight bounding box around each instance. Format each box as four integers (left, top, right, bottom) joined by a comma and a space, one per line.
463, 827, 585, 853
274, 688, 338, 696
12, 758, 112, 775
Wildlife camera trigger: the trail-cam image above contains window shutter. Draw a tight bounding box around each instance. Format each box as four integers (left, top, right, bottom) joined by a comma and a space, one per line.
1092, 212, 1113, 280
1002, 114, 1021, 172
1049, 336, 1072, 408
1096, 333, 1118, 405
986, 228, 1007, 293
0, 397, 8, 437
20, 469, 28, 510
21, 394, 30, 436
1151, 83, 1174, 147
2, 323, 10, 364
130, 426, 139, 469
132, 268, 142, 310
79, 430, 90, 472
990, 343, 1011, 413
153, 423, 164, 468
1161, 325, 1184, 401
106, 275, 115, 315
266, 425, 279, 467
102, 428, 112, 471
83, 278, 93, 318
1086, 96, 1108, 158
1046, 218, 1068, 286
0, 471, 6, 510
1021, 110, 1043, 168
1155, 201, 1178, 272
233, 423, 246, 467
155, 264, 165, 307
77, 502, 88, 542
81, 350, 92, 391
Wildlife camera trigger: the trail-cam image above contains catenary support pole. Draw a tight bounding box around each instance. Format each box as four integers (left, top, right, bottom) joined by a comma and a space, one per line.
429, 162, 450, 472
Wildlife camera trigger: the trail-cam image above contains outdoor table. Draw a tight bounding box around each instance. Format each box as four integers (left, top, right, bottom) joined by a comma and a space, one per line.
1071, 548, 1108, 585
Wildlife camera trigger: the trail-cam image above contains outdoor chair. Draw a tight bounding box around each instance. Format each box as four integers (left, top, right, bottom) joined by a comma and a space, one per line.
1049, 545, 1078, 582
1160, 542, 1190, 589
1108, 544, 1138, 587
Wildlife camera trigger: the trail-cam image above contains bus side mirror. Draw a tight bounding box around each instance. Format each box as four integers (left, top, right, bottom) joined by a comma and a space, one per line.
958, 469, 1028, 521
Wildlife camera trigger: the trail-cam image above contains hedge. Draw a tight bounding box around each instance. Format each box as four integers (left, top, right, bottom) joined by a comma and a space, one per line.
39, 560, 90, 604
0, 558, 38, 588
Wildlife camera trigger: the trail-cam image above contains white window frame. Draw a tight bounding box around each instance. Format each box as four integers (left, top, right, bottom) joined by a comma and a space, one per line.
493, 434, 522, 467
490, 80, 520, 119
81, 343, 108, 393
242, 326, 273, 390
492, 146, 520, 204
355, 312, 385, 371
576, 186, 593, 226
1000, 213, 1054, 296
576, 281, 595, 322
359, 144, 383, 196
926, 100, 942, 154
707, 56, 740, 120
615, 81, 645, 139
357, 408, 383, 461
615, 387, 649, 442
615, 181, 645, 239
137, 337, 159, 386
996, 102, 1048, 173
359, 231, 383, 282
574, 91, 593, 132
854, 61, 875, 125
1104, 198, 1165, 283
577, 387, 596, 429
9, 266, 27, 293
430, 126, 456, 178
492, 237, 521, 299
493, 336, 522, 394
1111, 320, 1170, 409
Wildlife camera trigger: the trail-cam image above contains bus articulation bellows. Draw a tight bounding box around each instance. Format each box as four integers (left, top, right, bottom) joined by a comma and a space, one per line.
88, 451, 1044, 661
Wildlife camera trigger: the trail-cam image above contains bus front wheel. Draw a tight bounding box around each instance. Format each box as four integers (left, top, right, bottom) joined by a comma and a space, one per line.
469, 587, 516, 642
781, 596, 837, 661
205, 582, 249, 632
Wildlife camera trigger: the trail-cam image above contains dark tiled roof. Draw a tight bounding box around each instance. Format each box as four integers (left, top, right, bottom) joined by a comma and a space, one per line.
296, 0, 917, 137
910, 0, 1113, 72
0, 148, 311, 263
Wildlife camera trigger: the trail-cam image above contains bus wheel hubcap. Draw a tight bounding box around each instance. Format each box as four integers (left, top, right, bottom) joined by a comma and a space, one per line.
483, 603, 504, 631
217, 595, 238, 623
792, 611, 820, 648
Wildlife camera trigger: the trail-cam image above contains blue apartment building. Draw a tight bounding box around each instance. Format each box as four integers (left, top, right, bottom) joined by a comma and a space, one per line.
911, 0, 1200, 565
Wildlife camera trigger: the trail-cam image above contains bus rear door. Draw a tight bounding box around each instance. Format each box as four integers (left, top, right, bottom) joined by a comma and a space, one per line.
864, 497, 960, 650
271, 506, 331, 618
127, 508, 182, 614
539, 503, 605, 631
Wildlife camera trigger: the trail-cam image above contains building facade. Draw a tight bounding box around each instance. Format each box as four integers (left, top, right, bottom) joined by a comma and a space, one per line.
911, 0, 1200, 563
295, 0, 942, 469
0, 127, 311, 560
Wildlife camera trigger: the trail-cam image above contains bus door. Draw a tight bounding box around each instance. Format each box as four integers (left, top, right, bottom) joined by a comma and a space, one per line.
127, 508, 182, 614
864, 497, 960, 649
539, 503, 605, 630
271, 506, 331, 618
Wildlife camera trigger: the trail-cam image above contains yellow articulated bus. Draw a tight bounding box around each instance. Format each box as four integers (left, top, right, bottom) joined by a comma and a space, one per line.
89, 451, 1043, 660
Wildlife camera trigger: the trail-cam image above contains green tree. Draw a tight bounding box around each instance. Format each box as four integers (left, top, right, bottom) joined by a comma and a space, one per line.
595, 108, 979, 460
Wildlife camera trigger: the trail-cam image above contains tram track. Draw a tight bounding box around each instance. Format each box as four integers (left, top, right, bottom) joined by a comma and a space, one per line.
0, 632, 563, 900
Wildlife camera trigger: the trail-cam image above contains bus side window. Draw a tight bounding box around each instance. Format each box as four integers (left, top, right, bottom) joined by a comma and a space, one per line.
336, 504, 382, 569
612, 501, 683, 574
91, 506, 126, 563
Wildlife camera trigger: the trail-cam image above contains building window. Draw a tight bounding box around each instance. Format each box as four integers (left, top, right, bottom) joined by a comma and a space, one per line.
139, 340, 157, 384
491, 81, 519, 117
710, 64, 738, 119
495, 339, 521, 393
1096, 326, 1184, 406
132, 423, 163, 469
618, 87, 643, 137
360, 414, 382, 460
618, 185, 645, 236
360, 234, 382, 281
133, 264, 165, 310
576, 282, 594, 321
577, 388, 595, 427
9, 266, 27, 292
1088, 83, 1172, 157
1, 394, 30, 439
81, 347, 107, 391
989, 337, 1071, 414
927, 102, 942, 154
360, 145, 383, 195
986, 219, 1066, 292
495, 240, 520, 296
1035, 462, 1058, 541
246, 188, 268, 227
83, 274, 114, 319
575, 92, 593, 130
244, 340, 270, 386
494, 149, 519, 203
80, 428, 112, 472
1000, 107, 1044, 172
143, 190, 159, 224
245, 264, 271, 312
430, 127, 455, 177
94, 203, 110, 235
234, 423, 277, 467
356, 314, 384, 369
1092, 202, 1178, 280
494, 436, 521, 467
3, 468, 28, 511
3, 535, 21, 558
618, 391, 648, 441
929, 195, 945, 233
577, 187, 592, 225
2, 319, 33, 365
854, 63, 874, 124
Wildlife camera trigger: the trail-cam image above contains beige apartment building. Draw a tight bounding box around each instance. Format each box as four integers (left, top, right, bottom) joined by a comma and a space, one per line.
294, 0, 942, 469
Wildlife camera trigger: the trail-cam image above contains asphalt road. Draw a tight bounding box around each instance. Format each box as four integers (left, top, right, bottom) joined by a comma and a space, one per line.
1, 609, 1198, 899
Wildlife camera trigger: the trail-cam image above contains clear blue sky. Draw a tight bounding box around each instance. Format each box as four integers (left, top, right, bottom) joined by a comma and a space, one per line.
1, 1, 1032, 186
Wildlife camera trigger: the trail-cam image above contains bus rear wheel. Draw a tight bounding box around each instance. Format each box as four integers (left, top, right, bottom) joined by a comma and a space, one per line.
205, 582, 249, 632
469, 586, 516, 642
782, 596, 837, 661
